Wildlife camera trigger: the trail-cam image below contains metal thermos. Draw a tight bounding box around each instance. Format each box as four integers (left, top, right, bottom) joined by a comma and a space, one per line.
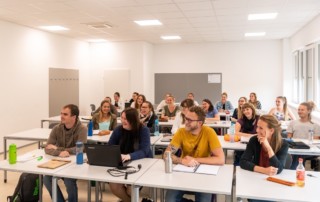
164, 151, 173, 173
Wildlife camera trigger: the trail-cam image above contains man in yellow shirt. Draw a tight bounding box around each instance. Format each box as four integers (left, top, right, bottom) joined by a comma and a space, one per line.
164, 106, 225, 202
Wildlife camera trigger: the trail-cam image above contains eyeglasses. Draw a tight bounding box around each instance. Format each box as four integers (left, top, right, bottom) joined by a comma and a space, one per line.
184, 117, 201, 123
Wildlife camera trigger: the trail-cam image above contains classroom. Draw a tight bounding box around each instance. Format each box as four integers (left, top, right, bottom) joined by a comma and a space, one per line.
0, 0, 320, 202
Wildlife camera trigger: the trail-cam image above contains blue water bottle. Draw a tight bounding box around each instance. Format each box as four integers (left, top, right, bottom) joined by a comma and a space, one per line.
76, 141, 83, 165
88, 120, 93, 136
154, 119, 160, 136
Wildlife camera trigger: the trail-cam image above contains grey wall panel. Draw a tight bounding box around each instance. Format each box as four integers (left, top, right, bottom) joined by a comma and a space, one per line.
49, 68, 79, 117
155, 73, 222, 105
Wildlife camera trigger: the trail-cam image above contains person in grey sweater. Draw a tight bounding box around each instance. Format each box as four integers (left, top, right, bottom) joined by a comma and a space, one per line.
44, 104, 87, 202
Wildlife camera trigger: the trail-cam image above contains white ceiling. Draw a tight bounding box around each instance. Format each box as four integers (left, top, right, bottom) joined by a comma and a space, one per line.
0, 0, 319, 44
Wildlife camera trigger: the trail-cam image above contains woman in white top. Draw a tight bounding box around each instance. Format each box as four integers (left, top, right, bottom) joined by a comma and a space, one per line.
131, 94, 146, 111
171, 99, 195, 134
268, 96, 295, 121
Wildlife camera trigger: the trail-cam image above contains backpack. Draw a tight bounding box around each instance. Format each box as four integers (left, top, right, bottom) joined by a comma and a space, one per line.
7, 173, 40, 202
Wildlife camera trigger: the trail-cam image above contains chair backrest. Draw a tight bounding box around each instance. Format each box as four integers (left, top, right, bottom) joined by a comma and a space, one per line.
284, 154, 292, 169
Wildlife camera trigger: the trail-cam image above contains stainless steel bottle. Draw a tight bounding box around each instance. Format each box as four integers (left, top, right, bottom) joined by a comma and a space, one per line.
164, 151, 173, 173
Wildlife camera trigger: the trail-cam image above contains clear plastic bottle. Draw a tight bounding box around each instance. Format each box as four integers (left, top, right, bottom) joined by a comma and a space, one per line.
296, 158, 305, 187
154, 119, 159, 136
228, 123, 235, 143
308, 129, 314, 145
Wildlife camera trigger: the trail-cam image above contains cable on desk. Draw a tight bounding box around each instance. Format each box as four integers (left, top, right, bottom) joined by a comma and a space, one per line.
107, 164, 142, 180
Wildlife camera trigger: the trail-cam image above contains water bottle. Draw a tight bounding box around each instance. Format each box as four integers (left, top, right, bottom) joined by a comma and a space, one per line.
229, 123, 235, 143
154, 119, 159, 136
164, 151, 172, 173
88, 120, 93, 137
296, 158, 305, 187
308, 129, 314, 145
9, 144, 17, 164
76, 141, 84, 165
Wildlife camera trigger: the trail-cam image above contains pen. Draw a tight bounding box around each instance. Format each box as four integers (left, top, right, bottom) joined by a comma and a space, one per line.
307, 174, 317, 178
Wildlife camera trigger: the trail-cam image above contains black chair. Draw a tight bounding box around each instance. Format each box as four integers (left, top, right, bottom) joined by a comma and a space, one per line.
285, 154, 292, 169
90, 104, 96, 116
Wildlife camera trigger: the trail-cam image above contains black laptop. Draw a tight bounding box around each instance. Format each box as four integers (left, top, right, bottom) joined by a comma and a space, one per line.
85, 144, 130, 168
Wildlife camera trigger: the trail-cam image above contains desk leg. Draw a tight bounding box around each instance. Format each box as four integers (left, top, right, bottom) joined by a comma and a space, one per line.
39, 175, 43, 202
87, 181, 91, 202
160, 189, 164, 202
4, 137, 7, 183
95, 181, 99, 202
52, 177, 58, 202
223, 149, 227, 163
153, 187, 157, 202
132, 185, 140, 202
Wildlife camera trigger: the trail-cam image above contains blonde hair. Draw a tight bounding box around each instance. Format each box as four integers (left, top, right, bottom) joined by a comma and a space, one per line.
277, 96, 289, 120
300, 101, 316, 123
249, 92, 258, 108
259, 115, 282, 153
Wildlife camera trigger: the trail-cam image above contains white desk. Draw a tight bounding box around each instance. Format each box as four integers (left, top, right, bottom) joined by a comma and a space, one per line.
3, 128, 52, 182
205, 121, 231, 135
52, 158, 159, 202
236, 167, 320, 202
41, 116, 90, 128
0, 149, 75, 202
133, 161, 233, 202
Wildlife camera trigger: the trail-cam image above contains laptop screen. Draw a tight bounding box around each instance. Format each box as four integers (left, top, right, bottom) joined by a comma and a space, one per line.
85, 144, 124, 167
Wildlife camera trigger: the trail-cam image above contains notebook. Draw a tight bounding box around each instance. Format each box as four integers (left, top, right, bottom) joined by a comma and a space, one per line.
85, 144, 130, 168
173, 164, 220, 175
287, 141, 310, 149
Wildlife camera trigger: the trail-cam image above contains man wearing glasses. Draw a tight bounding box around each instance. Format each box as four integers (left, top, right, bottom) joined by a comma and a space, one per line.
164, 106, 225, 202
43, 104, 87, 202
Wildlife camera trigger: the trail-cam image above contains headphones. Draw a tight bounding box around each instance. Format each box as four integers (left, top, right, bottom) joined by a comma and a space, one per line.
107, 164, 142, 180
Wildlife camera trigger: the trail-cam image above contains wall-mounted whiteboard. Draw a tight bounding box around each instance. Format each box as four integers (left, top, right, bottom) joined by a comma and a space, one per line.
155, 73, 222, 104
104, 69, 130, 102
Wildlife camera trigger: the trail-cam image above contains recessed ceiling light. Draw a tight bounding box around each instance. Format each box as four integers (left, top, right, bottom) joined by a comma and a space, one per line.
88, 39, 108, 43
245, 32, 266, 37
161, 36, 181, 40
248, 13, 278, 20
134, 20, 162, 26
39, 26, 69, 31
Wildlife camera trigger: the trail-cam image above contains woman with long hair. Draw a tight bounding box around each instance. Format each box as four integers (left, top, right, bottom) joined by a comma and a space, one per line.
231, 96, 247, 122
161, 95, 180, 120
92, 100, 117, 136
133, 94, 146, 111
202, 99, 219, 121
108, 108, 152, 202
248, 92, 262, 110
268, 96, 295, 121
140, 101, 158, 133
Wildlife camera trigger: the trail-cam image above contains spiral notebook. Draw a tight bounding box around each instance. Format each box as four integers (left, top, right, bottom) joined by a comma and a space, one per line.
173, 164, 220, 175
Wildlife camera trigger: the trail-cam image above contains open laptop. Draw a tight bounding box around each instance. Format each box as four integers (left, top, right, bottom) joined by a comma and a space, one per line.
85, 144, 130, 168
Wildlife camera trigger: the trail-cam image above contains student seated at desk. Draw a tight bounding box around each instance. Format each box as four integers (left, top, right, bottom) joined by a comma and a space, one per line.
160, 95, 180, 121
240, 115, 289, 202
43, 104, 87, 202
287, 101, 320, 170
140, 101, 158, 133
215, 92, 234, 113
171, 99, 194, 134
202, 98, 219, 122
231, 96, 247, 122
94, 96, 118, 115
114, 91, 124, 111
234, 103, 259, 165
164, 106, 225, 202
108, 108, 152, 202
248, 92, 262, 110
187, 92, 199, 106
156, 93, 171, 112
268, 96, 296, 121
92, 100, 117, 136
131, 94, 146, 111
129, 91, 139, 106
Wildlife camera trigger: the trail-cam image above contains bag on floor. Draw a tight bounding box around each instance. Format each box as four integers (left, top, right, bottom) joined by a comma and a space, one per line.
7, 173, 40, 202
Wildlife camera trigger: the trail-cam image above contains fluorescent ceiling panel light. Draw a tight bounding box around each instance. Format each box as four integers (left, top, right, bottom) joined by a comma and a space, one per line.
134, 20, 162, 26
248, 13, 278, 20
245, 32, 266, 37
88, 39, 108, 43
39, 26, 69, 31
161, 36, 181, 40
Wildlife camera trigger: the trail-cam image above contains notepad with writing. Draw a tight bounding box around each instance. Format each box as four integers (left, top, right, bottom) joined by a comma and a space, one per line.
173, 164, 220, 175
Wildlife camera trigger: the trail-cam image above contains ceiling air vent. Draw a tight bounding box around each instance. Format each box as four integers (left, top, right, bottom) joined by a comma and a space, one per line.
85, 22, 113, 29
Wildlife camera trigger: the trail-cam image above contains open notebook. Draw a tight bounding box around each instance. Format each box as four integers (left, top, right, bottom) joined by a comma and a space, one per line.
173, 164, 220, 175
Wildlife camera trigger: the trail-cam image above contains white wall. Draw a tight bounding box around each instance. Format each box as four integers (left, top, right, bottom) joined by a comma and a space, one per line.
153, 40, 283, 111
0, 20, 89, 151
